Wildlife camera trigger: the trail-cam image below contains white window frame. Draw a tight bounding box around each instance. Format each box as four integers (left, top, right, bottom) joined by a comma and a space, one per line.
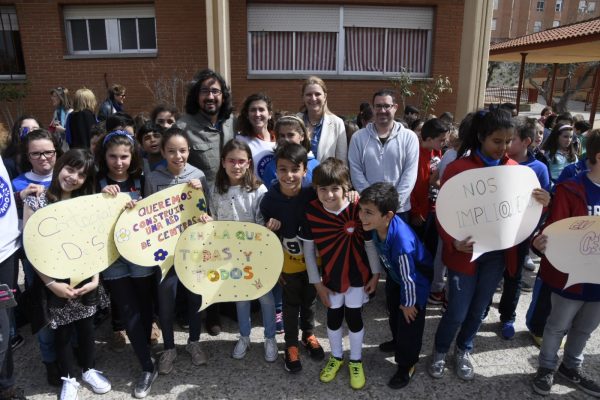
491, 18, 497, 31
555, 0, 563, 12
493, 0, 499, 10
533, 21, 542, 32
589, 1, 596, 12
536, 0, 545, 11
552, 20, 560, 27
247, 5, 433, 78
64, 5, 156, 56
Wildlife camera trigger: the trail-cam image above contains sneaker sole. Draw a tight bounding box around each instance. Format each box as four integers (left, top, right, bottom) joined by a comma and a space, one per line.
83, 382, 111, 395
284, 364, 302, 373
133, 374, 158, 399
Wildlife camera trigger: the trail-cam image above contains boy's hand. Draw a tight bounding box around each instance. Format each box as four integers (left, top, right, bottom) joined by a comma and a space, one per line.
453, 236, 474, 253
346, 190, 359, 203
399, 305, 418, 324
364, 274, 379, 295
315, 282, 332, 308
188, 179, 203, 190
533, 233, 548, 254
265, 218, 281, 231
199, 214, 213, 223
101, 184, 120, 196
532, 188, 551, 207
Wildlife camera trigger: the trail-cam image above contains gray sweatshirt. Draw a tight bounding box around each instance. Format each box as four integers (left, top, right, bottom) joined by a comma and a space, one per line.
145, 164, 210, 209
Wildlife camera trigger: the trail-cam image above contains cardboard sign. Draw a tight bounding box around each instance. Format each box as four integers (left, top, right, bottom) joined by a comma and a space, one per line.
436, 165, 543, 261
544, 216, 600, 288
23, 193, 131, 286
114, 183, 207, 278
174, 221, 283, 311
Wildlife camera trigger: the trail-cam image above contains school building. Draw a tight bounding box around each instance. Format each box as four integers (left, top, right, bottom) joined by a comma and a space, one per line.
0, 0, 493, 126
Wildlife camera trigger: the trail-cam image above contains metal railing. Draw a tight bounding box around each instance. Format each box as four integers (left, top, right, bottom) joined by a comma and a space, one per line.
485, 87, 537, 105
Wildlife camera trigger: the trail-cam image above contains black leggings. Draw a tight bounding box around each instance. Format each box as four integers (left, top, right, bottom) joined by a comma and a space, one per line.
55, 315, 95, 378
103, 275, 155, 372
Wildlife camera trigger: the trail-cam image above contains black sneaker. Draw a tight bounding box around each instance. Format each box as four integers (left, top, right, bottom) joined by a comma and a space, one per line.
378, 340, 396, 353
43, 361, 62, 387
388, 366, 415, 389
558, 363, 600, 397
284, 346, 302, 373
532, 367, 554, 396
300, 335, 324, 360
10, 335, 23, 352
134, 368, 158, 399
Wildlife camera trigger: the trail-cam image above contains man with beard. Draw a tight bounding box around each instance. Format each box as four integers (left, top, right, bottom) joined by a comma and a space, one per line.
176, 69, 235, 336
177, 69, 235, 187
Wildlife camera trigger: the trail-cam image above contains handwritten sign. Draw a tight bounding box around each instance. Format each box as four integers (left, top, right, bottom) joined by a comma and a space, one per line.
544, 216, 600, 288
23, 193, 131, 286
114, 183, 207, 278
174, 221, 283, 311
436, 165, 542, 261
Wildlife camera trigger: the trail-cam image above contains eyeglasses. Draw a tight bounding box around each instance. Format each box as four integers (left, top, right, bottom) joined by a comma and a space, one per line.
225, 158, 249, 166
116, 93, 126, 98
374, 104, 395, 111
29, 150, 57, 160
156, 118, 175, 125
200, 88, 222, 96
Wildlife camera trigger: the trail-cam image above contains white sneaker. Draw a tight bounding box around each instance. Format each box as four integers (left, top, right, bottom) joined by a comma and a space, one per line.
232, 336, 251, 359
60, 376, 80, 400
264, 338, 278, 362
82, 368, 111, 394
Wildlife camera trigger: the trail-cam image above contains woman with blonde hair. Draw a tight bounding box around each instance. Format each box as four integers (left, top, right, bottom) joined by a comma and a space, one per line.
67, 88, 97, 149
298, 76, 347, 163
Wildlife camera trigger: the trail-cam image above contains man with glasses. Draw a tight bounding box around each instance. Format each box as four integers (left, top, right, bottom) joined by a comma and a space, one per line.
348, 89, 419, 220
176, 69, 235, 338
177, 69, 235, 188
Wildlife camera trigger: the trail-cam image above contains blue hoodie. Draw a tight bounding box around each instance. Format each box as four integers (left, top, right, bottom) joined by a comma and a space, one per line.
371, 215, 432, 307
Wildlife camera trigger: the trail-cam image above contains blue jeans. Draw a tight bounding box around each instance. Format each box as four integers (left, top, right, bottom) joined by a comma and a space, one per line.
434, 251, 505, 354
236, 292, 276, 338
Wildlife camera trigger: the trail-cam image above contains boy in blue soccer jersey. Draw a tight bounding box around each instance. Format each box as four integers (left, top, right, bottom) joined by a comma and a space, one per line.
358, 182, 432, 390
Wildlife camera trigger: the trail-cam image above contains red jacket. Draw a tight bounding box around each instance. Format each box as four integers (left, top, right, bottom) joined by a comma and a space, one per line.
536, 173, 600, 301
410, 146, 442, 220
436, 153, 520, 276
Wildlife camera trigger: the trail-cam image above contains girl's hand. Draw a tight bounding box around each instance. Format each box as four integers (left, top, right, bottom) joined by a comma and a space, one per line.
364, 274, 379, 295
314, 282, 332, 308
124, 199, 138, 209
20, 183, 45, 200
533, 233, 548, 254
200, 214, 213, 223
265, 218, 281, 231
73, 280, 98, 297
188, 179, 203, 190
48, 282, 77, 299
453, 236, 474, 253
101, 184, 121, 197
346, 190, 359, 203
532, 188, 551, 207
399, 305, 418, 324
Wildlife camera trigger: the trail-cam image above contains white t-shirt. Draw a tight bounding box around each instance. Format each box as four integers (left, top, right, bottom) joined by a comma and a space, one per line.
0, 156, 20, 263
236, 135, 276, 179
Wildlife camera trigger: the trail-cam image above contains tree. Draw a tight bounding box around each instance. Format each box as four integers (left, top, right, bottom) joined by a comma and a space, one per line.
140, 62, 189, 111
389, 70, 452, 117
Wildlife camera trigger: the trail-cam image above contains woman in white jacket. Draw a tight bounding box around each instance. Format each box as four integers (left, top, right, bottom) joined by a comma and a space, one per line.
298, 76, 347, 164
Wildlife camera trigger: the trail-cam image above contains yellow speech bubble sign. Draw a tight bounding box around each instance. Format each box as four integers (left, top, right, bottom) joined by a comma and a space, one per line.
23, 193, 131, 286
436, 165, 543, 261
174, 221, 283, 311
114, 183, 207, 278
543, 216, 600, 288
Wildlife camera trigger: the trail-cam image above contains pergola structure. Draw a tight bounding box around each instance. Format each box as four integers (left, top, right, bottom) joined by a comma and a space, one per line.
489, 17, 600, 125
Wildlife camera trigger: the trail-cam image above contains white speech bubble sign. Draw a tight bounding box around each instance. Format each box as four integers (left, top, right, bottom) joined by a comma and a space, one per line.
436, 165, 543, 261
543, 216, 600, 288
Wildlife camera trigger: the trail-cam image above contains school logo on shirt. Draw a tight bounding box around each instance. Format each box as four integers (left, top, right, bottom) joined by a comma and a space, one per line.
257, 153, 274, 180
0, 177, 12, 218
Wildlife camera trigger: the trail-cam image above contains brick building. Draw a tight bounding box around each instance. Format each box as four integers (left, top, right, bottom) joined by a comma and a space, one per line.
0, 0, 472, 127
491, 0, 600, 43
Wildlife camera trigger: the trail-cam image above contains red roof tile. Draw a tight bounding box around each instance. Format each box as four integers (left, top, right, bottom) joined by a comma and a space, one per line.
490, 17, 600, 51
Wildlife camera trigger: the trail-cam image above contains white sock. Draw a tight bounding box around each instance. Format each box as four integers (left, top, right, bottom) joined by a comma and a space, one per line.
349, 328, 364, 361
327, 327, 344, 359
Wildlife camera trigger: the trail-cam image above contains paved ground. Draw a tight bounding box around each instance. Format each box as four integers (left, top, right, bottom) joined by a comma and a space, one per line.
13, 264, 600, 400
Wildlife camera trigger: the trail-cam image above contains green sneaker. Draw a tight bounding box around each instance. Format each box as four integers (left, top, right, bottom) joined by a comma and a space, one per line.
348, 360, 366, 390
320, 356, 344, 383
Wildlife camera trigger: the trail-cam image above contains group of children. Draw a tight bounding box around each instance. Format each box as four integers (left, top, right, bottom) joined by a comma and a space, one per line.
4, 99, 600, 400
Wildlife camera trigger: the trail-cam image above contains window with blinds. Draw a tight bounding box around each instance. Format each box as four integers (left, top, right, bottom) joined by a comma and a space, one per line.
247, 4, 433, 77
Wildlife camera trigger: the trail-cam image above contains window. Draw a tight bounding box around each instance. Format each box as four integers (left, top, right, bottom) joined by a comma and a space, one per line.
0, 7, 25, 79
247, 5, 433, 77
555, 0, 563, 11
491, 18, 497, 31
552, 20, 560, 27
64, 5, 156, 56
533, 21, 542, 32
536, 0, 545, 11
493, 0, 499, 10
589, 1, 596, 12
579, 0, 587, 12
